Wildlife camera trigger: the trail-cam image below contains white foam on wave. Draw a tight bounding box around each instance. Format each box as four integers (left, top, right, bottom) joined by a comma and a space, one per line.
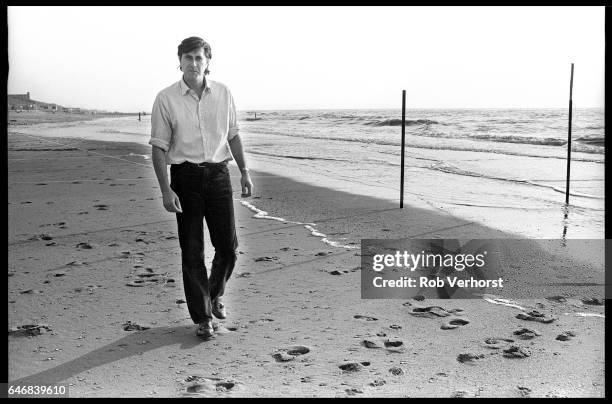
548, 185, 603, 199
481, 294, 527, 311
128, 152, 150, 160
563, 312, 605, 318
238, 200, 358, 250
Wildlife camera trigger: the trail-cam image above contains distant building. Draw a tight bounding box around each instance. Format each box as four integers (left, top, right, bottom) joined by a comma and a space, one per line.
8, 92, 33, 110
11, 92, 30, 101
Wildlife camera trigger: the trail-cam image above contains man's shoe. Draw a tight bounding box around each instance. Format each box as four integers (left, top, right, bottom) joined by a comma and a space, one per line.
196, 319, 214, 339
212, 297, 227, 319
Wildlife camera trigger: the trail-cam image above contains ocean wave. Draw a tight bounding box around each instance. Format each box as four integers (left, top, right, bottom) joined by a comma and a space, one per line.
245, 128, 604, 162
365, 119, 439, 127
430, 162, 605, 199
575, 135, 604, 147
248, 150, 352, 162
411, 130, 569, 147
409, 130, 604, 149
469, 133, 567, 146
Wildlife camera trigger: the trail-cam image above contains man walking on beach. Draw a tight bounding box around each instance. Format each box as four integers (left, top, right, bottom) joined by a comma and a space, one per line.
150, 36, 253, 339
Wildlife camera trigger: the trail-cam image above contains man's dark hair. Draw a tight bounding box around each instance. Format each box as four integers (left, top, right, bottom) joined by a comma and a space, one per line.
178, 36, 212, 75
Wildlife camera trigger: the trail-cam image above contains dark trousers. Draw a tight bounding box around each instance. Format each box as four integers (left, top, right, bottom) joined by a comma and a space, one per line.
170, 162, 238, 323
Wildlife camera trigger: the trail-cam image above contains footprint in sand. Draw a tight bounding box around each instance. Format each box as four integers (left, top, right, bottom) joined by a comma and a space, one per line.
482, 337, 515, 350
126, 279, 159, 287
353, 315, 377, 321
383, 339, 404, 352
126, 279, 145, 288
272, 352, 294, 362
555, 331, 576, 341
136, 271, 159, 278
409, 306, 462, 318
513, 328, 541, 340
339, 362, 370, 372
9, 324, 52, 337
254, 256, 279, 262
516, 310, 556, 323
122, 321, 150, 331
247, 318, 274, 325
19, 289, 43, 294
361, 340, 382, 349
518, 386, 532, 397
457, 353, 485, 364
546, 295, 568, 303
272, 345, 310, 362
502, 346, 531, 359
581, 297, 604, 306
183, 376, 238, 395
389, 367, 404, 376
441, 318, 470, 330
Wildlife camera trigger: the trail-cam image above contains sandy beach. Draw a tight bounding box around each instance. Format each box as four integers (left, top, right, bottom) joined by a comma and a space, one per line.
7, 117, 605, 397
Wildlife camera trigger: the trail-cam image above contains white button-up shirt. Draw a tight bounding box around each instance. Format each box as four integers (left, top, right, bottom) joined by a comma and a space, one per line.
149, 78, 239, 164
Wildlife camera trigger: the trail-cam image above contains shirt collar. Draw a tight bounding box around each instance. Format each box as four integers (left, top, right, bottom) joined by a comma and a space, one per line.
179, 77, 211, 95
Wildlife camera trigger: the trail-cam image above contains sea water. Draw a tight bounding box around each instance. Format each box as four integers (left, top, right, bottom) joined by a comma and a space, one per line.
11, 108, 604, 239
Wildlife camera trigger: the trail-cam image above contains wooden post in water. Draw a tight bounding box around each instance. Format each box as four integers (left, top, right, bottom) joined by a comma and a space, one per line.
565, 63, 574, 205
400, 90, 406, 209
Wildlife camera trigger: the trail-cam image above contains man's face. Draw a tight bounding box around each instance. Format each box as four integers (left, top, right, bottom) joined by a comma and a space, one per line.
180, 47, 208, 81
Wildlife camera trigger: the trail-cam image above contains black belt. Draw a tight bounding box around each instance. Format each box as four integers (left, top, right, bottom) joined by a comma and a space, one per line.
175, 161, 227, 168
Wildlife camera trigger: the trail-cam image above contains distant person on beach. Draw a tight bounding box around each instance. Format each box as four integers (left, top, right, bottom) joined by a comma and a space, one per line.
149, 36, 253, 339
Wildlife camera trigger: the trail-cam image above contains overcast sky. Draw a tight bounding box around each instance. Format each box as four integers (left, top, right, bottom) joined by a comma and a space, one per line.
8, 6, 605, 112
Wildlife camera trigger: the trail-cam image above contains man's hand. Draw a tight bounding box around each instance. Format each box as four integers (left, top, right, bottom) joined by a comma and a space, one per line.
162, 190, 183, 213
240, 172, 253, 197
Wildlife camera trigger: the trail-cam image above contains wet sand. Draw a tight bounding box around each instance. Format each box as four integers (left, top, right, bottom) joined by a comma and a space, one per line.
7, 127, 605, 397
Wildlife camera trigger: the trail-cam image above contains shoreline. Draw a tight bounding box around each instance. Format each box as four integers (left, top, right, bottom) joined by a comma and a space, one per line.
7, 131, 605, 294
7, 131, 605, 397
8, 114, 604, 240
8, 110, 140, 126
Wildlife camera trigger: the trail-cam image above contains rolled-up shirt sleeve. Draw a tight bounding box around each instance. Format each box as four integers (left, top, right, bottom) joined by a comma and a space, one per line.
149, 93, 172, 151
227, 91, 239, 141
